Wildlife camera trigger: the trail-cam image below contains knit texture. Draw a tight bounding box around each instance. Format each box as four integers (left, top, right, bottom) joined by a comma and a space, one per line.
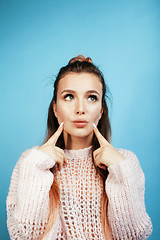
6, 146, 152, 239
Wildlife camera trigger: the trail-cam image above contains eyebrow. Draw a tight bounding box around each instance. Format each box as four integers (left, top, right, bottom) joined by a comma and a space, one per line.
60, 89, 100, 96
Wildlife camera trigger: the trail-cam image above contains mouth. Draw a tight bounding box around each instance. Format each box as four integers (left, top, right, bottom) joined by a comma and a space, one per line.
72, 120, 88, 128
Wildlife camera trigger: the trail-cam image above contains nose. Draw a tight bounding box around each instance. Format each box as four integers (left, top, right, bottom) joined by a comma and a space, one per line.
75, 99, 86, 115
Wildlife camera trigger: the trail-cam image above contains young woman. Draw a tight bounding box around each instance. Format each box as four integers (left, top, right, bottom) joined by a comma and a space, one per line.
6, 55, 153, 239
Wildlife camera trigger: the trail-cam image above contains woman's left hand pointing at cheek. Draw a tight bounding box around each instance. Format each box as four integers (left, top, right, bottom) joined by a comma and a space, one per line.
93, 123, 126, 170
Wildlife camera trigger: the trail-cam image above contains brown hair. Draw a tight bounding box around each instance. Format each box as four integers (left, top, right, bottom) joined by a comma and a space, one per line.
41, 55, 112, 239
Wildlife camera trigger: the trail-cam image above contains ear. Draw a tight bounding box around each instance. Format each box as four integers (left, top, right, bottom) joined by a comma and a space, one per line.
52, 101, 57, 118
99, 107, 103, 120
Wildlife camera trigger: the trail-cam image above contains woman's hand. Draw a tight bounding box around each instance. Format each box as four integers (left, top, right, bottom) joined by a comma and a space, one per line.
39, 122, 67, 171
93, 124, 126, 170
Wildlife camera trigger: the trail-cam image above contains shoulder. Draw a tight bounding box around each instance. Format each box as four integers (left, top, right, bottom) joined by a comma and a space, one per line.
116, 148, 145, 179
116, 148, 137, 159
20, 145, 40, 158
116, 148, 140, 165
14, 145, 40, 169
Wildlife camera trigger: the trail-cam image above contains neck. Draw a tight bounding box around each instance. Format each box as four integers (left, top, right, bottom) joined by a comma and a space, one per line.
63, 132, 93, 150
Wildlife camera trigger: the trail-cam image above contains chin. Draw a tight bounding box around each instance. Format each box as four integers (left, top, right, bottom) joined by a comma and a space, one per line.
69, 129, 92, 138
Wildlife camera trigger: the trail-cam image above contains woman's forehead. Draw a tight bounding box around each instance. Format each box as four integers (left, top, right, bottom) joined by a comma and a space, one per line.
58, 72, 102, 93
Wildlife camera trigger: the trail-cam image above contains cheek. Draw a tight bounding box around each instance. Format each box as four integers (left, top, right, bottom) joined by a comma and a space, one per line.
94, 114, 101, 125
89, 104, 102, 121
56, 103, 70, 121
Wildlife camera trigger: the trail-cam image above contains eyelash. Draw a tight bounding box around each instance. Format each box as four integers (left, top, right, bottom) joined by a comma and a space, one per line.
88, 95, 98, 101
63, 94, 98, 102
64, 94, 74, 101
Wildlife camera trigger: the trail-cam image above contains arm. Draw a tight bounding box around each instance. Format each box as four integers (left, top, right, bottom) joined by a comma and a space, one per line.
105, 149, 153, 239
6, 147, 56, 240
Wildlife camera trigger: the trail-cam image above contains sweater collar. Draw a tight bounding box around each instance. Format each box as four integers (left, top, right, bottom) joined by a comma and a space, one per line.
64, 146, 93, 159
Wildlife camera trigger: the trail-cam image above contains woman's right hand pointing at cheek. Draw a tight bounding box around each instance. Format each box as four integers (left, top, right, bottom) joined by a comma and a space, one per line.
39, 122, 67, 171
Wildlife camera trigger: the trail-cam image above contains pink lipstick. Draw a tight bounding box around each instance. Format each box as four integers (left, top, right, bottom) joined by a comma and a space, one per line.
73, 121, 88, 128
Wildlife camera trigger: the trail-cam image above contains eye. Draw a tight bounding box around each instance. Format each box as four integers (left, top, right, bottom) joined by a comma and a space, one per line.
64, 93, 74, 101
88, 95, 98, 102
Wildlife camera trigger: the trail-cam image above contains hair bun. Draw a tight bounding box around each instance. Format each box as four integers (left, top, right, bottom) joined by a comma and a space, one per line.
68, 55, 93, 64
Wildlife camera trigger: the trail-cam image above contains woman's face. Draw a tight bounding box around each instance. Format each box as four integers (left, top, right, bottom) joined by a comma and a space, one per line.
53, 72, 103, 139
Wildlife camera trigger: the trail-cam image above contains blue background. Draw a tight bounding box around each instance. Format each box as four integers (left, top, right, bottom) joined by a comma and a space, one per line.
0, 0, 159, 239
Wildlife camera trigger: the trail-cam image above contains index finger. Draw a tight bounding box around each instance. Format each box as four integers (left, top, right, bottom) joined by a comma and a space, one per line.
93, 123, 110, 146
48, 122, 64, 145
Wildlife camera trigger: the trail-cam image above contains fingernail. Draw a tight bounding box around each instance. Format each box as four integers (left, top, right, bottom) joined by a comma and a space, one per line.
60, 122, 64, 128
93, 123, 96, 128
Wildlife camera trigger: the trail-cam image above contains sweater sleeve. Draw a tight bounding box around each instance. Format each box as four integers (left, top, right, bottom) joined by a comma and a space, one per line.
105, 149, 153, 240
6, 146, 56, 240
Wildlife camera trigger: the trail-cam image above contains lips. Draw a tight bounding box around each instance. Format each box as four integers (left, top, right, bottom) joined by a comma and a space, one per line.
72, 120, 88, 128
73, 121, 88, 123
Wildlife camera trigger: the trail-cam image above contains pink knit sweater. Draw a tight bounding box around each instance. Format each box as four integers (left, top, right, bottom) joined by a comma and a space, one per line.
6, 146, 152, 239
